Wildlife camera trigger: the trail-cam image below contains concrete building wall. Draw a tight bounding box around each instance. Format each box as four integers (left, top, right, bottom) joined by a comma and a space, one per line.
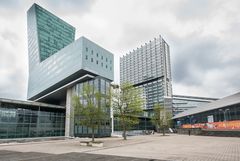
65, 88, 74, 137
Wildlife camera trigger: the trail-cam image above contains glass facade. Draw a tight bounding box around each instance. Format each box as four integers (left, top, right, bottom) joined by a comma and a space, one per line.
0, 102, 65, 139
114, 117, 154, 131
138, 79, 165, 110
31, 4, 75, 62
72, 77, 111, 137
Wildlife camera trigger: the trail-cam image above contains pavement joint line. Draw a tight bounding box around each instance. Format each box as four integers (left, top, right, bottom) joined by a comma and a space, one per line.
0, 139, 71, 147
17, 154, 55, 161
81, 139, 157, 153
1, 150, 164, 161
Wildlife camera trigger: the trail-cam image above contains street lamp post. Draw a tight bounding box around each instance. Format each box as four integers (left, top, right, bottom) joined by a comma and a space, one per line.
219, 109, 230, 121
219, 109, 230, 129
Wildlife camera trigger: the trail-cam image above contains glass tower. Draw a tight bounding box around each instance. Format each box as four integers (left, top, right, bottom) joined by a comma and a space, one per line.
27, 3, 75, 62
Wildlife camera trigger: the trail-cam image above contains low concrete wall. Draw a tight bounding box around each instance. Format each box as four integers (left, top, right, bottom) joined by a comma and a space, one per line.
113, 130, 145, 136
201, 130, 240, 137
0, 136, 66, 144
177, 128, 202, 135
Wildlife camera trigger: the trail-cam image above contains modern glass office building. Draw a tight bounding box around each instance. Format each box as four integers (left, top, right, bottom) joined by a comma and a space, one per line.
120, 36, 172, 114
0, 3, 114, 139
172, 95, 218, 116
0, 98, 65, 139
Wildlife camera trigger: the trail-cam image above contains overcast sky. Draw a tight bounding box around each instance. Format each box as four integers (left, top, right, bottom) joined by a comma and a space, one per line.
0, 0, 239, 100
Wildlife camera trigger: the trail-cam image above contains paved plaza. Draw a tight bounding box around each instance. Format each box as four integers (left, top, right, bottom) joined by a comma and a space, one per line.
0, 134, 239, 161
0, 150, 159, 161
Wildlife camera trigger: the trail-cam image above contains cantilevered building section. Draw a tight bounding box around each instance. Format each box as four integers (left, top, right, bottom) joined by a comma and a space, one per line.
120, 36, 172, 113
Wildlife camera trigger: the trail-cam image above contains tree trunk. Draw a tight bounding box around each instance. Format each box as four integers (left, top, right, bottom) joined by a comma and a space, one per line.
121, 115, 127, 140
162, 127, 165, 136
122, 121, 127, 140
122, 130, 126, 140
92, 127, 95, 142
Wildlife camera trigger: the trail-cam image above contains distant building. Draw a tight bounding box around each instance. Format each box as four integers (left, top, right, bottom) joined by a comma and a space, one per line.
120, 36, 172, 115
172, 91, 240, 130
172, 95, 218, 116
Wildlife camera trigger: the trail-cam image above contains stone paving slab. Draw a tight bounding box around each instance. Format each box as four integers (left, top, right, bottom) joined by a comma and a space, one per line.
0, 151, 164, 161
0, 151, 54, 161
0, 150, 19, 155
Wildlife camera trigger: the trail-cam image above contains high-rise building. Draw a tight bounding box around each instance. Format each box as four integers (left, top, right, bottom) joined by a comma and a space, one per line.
120, 36, 172, 114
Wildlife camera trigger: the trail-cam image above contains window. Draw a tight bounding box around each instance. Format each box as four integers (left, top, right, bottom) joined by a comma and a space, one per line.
106, 65, 108, 69
101, 56, 103, 60
86, 47, 88, 52
101, 63, 103, 67
110, 67, 112, 70
106, 58, 108, 62
110, 60, 112, 64
96, 60, 98, 64
91, 50, 93, 55
85, 55, 88, 60
97, 53, 98, 57
91, 58, 93, 62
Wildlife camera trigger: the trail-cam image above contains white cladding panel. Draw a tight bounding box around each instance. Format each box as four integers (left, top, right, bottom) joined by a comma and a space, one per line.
28, 37, 114, 100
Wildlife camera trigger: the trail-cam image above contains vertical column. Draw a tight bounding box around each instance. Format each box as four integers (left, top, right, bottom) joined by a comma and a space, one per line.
65, 88, 74, 137
110, 106, 114, 135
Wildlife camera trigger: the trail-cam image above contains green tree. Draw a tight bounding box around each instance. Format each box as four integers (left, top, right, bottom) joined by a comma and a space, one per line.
72, 84, 110, 142
112, 82, 144, 140
151, 104, 172, 136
